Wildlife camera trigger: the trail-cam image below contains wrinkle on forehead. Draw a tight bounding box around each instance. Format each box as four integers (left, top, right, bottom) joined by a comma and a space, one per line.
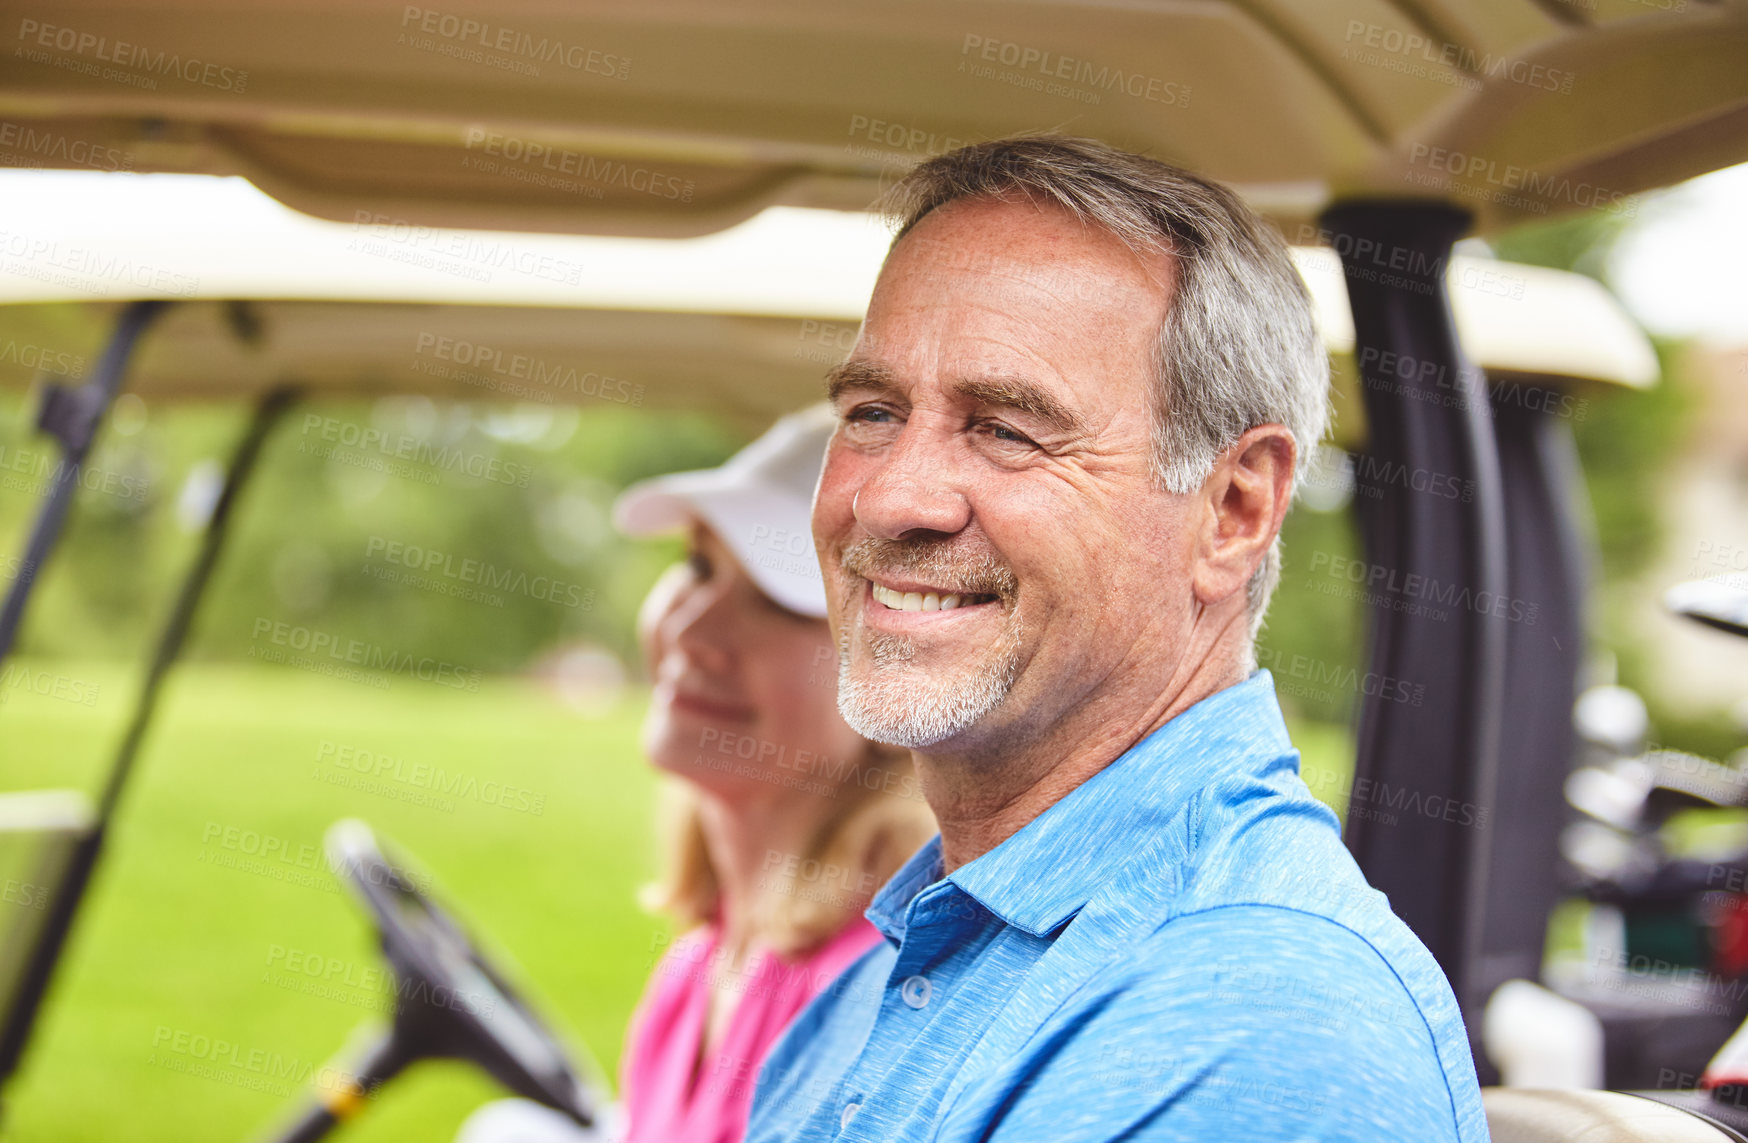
854, 199, 1173, 437
887, 195, 1177, 304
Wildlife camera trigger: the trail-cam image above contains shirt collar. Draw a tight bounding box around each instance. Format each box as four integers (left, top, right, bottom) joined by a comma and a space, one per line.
866, 831, 944, 944
868, 670, 1296, 943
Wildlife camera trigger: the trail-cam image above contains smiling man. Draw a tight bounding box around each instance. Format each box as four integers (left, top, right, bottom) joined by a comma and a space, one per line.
743, 137, 1488, 1142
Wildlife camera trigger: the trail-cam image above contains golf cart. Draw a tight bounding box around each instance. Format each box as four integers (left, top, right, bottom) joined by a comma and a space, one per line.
2, 0, 1747, 1137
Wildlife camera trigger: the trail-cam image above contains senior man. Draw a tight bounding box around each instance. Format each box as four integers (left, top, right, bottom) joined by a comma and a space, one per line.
743, 136, 1487, 1142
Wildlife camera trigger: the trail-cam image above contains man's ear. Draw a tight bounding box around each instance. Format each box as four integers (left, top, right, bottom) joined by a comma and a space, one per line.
1191, 425, 1296, 609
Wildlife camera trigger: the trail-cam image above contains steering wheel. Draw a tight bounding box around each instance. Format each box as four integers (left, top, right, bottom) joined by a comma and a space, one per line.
255, 819, 603, 1142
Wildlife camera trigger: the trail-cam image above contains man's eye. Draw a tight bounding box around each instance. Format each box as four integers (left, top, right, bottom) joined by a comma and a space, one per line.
845, 405, 896, 424
981, 421, 1035, 447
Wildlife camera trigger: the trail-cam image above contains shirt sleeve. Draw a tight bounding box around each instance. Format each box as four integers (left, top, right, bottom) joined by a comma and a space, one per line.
976, 906, 1466, 1143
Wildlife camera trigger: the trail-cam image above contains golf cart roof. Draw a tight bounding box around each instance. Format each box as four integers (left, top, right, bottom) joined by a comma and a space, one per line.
1, 1, 1745, 239
0, 171, 1654, 442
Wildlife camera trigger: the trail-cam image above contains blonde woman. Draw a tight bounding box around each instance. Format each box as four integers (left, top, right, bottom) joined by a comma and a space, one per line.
460, 405, 933, 1143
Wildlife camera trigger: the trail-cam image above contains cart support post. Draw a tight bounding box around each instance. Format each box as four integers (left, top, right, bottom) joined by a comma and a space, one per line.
0, 299, 168, 670
0, 386, 299, 1092
1479, 383, 1587, 1002
1319, 202, 1509, 1046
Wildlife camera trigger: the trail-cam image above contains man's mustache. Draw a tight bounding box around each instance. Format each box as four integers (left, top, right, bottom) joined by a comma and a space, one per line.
839, 537, 1017, 600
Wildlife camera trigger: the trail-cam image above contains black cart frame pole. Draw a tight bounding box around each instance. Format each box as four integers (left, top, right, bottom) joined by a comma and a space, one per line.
1319, 202, 1509, 1030
1477, 383, 1587, 1004
0, 300, 168, 671
96, 386, 299, 819
0, 387, 299, 1090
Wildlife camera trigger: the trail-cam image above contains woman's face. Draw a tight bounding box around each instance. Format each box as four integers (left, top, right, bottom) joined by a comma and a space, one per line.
639, 520, 865, 798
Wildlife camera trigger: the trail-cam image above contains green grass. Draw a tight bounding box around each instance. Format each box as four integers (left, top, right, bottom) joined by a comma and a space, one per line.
1293, 718, 1357, 828
0, 660, 1354, 1141
0, 660, 663, 1142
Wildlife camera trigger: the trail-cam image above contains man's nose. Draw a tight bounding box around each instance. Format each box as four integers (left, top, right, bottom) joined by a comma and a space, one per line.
852, 421, 971, 541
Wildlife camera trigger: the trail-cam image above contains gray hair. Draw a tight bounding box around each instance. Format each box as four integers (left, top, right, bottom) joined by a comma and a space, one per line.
881, 135, 1330, 637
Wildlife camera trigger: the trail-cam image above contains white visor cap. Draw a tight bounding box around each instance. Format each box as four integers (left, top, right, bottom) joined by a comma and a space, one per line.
612, 403, 838, 618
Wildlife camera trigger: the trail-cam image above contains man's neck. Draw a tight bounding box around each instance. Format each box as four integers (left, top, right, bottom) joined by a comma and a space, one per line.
920, 649, 1247, 874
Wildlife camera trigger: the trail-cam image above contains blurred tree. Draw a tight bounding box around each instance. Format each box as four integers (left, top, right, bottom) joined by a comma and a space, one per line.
0, 391, 740, 674
1491, 209, 1633, 283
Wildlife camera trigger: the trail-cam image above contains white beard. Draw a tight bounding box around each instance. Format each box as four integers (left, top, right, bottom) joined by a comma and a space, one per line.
832, 535, 1022, 748
836, 618, 1024, 748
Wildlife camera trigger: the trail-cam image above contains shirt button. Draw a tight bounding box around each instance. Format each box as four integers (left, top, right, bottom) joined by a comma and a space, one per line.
840, 1101, 861, 1129
900, 974, 932, 1009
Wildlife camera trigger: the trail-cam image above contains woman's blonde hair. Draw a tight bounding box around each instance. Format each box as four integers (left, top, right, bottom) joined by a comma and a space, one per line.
642, 740, 935, 956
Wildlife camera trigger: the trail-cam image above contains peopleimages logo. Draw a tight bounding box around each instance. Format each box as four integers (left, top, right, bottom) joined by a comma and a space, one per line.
364, 536, 592, 610
399, 6, 629, 79
1306, 552, 1540, 625
16, 19, 249, 92
249, 619, 482, 692
1406, 144, 1637, 217
1253, 646, 1424, 707
348, 212, 586, 286
1349, 453, 1474, 502
412, 333, 645, 406
461, 128, 693, 202
149, 1024, 379, 1099
844, 115, 972, 164
0, 122, 132, 173
298, 413, 533, 488
315, 740, 548, 816
0, 443, 147, 503
958, 34, 1190, 107
0, 662, 100, 709
0, 227, 200, 297
1341, 20, 1574, 94
0, 334, 86, 377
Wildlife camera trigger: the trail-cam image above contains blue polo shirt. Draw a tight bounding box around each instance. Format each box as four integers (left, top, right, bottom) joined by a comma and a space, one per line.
744, 671, 1489, 1142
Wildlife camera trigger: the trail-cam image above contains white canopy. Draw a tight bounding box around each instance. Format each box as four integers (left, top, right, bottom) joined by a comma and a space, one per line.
0, 171, 1655, 429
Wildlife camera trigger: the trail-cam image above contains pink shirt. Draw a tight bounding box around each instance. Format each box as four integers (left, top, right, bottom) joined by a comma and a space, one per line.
619, 918, 883, 1143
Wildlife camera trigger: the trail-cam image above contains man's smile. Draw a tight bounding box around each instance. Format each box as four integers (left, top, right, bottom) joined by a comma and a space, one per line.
865, 576, 1000, 613
856, 577, 1004, 632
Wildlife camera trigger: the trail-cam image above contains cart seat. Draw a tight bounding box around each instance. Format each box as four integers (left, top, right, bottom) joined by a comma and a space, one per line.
1484, 1088, 1737, 1142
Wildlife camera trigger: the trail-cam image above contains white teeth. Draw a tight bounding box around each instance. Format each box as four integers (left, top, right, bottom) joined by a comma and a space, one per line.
870, 583, 986, 612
